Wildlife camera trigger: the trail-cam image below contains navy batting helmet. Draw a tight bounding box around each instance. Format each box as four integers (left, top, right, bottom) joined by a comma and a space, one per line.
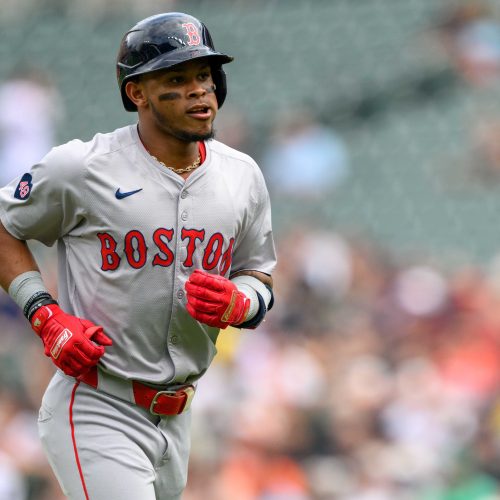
116, 12, 234, 111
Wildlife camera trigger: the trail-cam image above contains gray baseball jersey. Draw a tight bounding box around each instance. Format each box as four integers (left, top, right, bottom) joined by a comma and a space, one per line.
0, 124, 276, 386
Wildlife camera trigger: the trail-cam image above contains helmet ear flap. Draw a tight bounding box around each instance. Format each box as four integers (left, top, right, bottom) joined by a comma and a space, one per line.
212, 67, 228, 108
121, 77, 140, 111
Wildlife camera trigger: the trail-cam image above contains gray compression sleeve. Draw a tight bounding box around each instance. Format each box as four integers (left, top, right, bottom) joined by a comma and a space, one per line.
8, 271, 49, 312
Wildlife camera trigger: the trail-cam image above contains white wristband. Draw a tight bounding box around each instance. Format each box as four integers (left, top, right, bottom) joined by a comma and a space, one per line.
231, 275, 272, 322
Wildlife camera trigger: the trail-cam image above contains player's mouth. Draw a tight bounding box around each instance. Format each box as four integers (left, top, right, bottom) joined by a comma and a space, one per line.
186, 104, 212, 120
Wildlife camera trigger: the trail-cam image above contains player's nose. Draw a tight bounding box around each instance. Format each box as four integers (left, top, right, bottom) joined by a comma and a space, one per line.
186, 81, 207, 99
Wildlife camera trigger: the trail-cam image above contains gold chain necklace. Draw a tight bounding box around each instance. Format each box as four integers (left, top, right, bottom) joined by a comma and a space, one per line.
150, 154, 201, 174
137, 126, 201, 174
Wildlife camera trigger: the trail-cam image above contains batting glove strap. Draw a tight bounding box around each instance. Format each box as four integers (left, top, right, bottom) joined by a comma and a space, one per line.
25, 292, 58, 322
30, 303, 60, 336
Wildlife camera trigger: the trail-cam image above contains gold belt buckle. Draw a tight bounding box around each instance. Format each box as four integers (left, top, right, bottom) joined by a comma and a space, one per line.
149, 390, 177, 416
149, 386, 195, 415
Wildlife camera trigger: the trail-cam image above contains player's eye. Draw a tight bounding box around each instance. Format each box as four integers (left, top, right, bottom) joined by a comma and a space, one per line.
168, 75, 184, 84
198, 72, 210, 80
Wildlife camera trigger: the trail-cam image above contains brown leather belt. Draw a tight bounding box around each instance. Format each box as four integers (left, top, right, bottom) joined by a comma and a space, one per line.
78, 366, 195, 416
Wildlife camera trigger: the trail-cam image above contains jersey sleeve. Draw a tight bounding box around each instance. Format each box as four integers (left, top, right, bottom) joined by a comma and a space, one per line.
231, 167, 277, 276
0, 141, 88, 246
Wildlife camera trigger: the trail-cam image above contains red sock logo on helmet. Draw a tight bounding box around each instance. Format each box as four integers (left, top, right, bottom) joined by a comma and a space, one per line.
182, 23, 201, 46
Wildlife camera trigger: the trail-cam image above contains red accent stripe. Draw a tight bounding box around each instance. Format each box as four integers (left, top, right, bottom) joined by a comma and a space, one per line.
69, 382, 90, 500
198, 141, 206, 163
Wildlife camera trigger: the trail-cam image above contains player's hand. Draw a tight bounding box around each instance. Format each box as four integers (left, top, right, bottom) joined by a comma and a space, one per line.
31, 304, 112, 377
185, 270, 250, 329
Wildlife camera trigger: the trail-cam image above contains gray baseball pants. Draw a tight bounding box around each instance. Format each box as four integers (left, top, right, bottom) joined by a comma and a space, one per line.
38, 371, 191, 499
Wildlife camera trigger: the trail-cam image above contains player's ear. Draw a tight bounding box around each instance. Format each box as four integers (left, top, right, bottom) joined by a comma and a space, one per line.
125, 78, 148, 109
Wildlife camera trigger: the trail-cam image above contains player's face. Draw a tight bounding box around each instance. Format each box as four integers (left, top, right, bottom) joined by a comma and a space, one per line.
140, 59, 218, 142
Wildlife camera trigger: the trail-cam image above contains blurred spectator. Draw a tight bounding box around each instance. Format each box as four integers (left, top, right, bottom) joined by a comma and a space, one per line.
0, 450, 25, 500
434, 2, 500, 87
463, 114, 500, 184
0, 65, 63, 187
269, 228, 352, 333
214, 444, 310, 500
261, 108, 349, 202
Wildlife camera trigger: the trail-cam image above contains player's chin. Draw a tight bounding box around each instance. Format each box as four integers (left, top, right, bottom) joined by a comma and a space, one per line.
180, 123, 215, 142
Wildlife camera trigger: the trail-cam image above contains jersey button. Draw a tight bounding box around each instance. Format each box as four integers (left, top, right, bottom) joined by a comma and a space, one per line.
181, 191, 188, 199
177, 290, 184, 299
181, 211, 188, 221
170, 335, 179, 345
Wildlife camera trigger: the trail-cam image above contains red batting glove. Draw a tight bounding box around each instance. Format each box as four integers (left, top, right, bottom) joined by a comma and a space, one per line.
31, 304, 112, 377
185, 270, 250, 329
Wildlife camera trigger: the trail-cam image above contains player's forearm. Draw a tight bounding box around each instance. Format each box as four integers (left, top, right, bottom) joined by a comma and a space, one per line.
0, 221, 38, 291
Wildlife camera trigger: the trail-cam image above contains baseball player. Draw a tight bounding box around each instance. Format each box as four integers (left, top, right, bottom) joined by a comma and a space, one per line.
0, 12, 276, 500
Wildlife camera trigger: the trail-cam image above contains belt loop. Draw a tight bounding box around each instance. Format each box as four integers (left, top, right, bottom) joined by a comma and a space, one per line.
181, 386, 195, 413
97, 366, 136, 403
